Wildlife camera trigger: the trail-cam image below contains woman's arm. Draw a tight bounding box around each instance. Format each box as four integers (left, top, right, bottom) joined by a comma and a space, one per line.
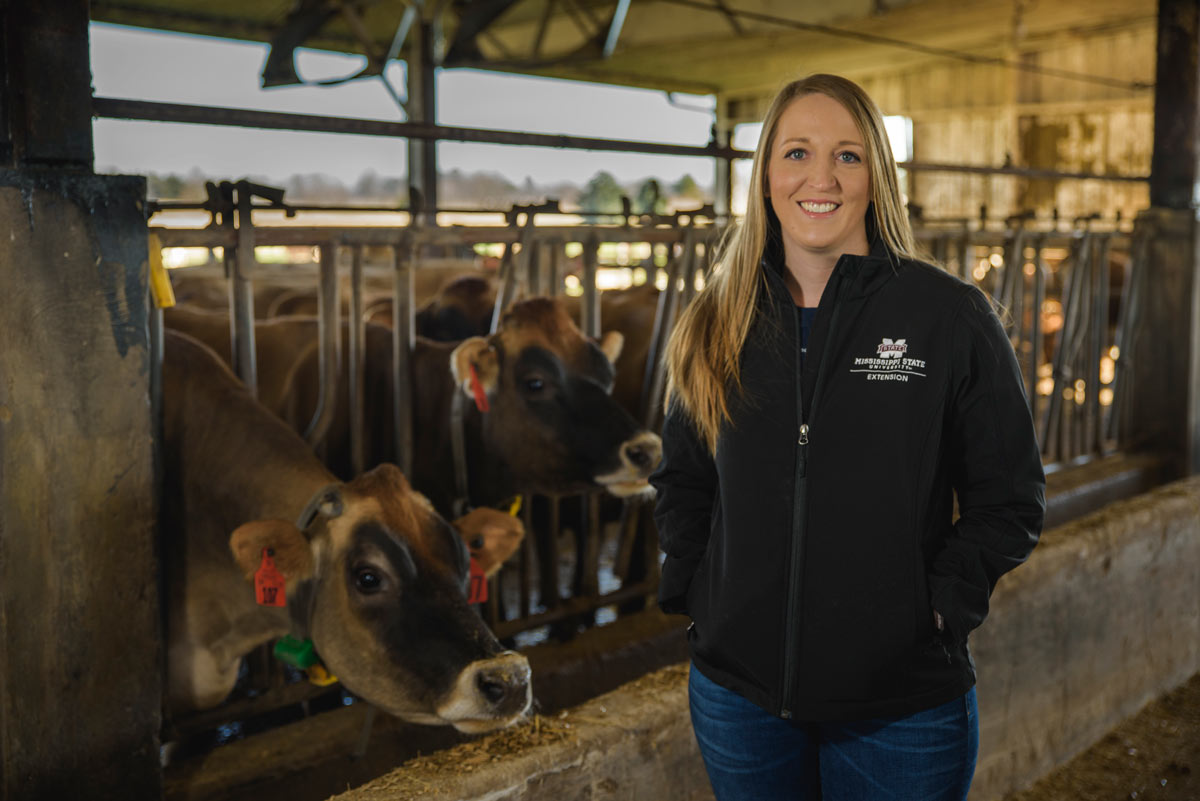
929, 287, 1046, 642
651, 399, 719, 616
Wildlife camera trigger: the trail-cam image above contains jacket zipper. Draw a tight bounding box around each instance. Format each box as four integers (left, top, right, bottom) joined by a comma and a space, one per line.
779, 285, 843, 720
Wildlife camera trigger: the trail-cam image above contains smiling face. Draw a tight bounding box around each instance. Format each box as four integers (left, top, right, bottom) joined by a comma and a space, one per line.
766, 92, 871, 269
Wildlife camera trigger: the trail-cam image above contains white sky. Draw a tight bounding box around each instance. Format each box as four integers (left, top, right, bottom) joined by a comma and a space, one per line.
89, 23, 718, 188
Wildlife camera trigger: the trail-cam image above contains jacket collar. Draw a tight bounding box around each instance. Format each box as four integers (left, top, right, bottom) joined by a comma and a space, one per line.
762, 232, 899, 303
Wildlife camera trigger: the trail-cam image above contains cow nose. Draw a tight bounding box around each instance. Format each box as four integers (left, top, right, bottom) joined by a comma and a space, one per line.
472, 652, 531, 713
620, 431, 663, 474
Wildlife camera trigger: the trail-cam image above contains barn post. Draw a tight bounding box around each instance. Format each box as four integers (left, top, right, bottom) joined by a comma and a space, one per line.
712, 97, 734, 220
0, 2, 162, 799
406, 15, 439, 227
1129, 0, 1200, 477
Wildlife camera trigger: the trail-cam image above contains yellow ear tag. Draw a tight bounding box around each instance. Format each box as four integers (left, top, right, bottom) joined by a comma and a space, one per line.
147, 233, 176, 309
306, 664, 339, 687
507, 495, 523, 517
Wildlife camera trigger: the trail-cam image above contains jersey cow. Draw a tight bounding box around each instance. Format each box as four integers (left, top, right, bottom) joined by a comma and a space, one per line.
162, 331, 530, 731
281, 297, 662, 516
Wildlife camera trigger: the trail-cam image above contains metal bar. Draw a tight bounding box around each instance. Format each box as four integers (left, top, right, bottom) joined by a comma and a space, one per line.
349, 245, 367, 476
96, 98, 1152, 183
640, 231, 692, 428
490, 580, 656, 640
93, 96, 747, 160
519, 501, 533, 618
1089, 235, 1113, 454
149, 224, 718, 249
1030, 238, 1047, 427
547, 240, 563, 298
603, 0, 632, 58
1108, 232, 1147, 445
392, 241, 415, 477
228, 186, 259, 398
304, 243, 341, 448
165, 683, 343, 740
581, 235, 601, 338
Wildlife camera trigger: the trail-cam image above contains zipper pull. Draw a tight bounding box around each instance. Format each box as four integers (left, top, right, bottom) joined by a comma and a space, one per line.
798, 424, 809, 445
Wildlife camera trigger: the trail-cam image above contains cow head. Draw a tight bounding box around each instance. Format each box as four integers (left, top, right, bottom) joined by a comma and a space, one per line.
229, 463, 530, 733
454, 507, 525, 577
449, 297, 662, 498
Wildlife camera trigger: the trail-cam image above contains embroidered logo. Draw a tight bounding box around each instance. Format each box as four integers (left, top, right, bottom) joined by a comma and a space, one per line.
851, 337, 927, 382
877, 338, 907, 359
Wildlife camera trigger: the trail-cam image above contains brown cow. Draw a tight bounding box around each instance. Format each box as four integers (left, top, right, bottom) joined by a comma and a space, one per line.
162, 330, 530, 731
279, 297, 662, 517
453, 507, 525, 578
163, 306, 321, 414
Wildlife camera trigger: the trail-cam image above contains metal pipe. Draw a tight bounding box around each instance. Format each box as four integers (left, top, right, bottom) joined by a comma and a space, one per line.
95, 97, 1150, 184
304, 243, 341, 448
230, 183, 259, 398
640, 229, 693, 427
391, 241, 415, 477
93, 96, 747, 160
581, 235, 600, 338
349, 246, 366, 476
490, 580, 656, 640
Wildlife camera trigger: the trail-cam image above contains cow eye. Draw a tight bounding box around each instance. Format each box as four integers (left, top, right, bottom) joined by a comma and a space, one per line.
524, 377, 545, 392
354, 569, 383, 594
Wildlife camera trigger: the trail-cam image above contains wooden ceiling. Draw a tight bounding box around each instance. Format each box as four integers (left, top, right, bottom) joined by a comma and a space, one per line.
91, 0, 1153, 98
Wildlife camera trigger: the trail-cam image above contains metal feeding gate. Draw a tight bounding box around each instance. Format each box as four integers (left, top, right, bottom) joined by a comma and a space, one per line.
150, 182, 1142, 748
150, 181, 720, 744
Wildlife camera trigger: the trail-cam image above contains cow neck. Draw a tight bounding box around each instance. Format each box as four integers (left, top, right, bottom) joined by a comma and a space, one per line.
286, 482, 343, 640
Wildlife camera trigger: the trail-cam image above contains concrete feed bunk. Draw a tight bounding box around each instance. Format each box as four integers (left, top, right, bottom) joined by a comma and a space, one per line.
333, 476, 1200, 801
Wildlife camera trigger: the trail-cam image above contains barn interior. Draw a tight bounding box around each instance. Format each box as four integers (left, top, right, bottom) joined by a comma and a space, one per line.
2, 0, 1199, 800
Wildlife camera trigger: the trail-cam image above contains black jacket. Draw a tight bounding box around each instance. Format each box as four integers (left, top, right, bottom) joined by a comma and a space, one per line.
652, 242, 1045, 722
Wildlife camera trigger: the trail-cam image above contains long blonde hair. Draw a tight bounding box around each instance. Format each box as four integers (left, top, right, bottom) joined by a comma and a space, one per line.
665, 74, 923, 453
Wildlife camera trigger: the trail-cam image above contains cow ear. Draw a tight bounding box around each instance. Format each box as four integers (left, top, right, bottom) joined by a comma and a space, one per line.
598, 331, 624, 364
450, 337, 499, 397
229, 519, 315, 585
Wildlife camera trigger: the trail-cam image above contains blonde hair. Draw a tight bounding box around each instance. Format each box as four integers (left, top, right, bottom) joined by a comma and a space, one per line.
665, 74, 923, 452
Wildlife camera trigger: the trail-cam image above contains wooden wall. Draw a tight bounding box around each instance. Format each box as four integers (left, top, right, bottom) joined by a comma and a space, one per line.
722, 17, 1156, 223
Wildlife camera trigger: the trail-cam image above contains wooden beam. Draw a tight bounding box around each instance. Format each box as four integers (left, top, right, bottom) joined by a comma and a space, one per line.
0, 172, 161, 800
1, 1, 92, 167
1149, 0, 1200, 209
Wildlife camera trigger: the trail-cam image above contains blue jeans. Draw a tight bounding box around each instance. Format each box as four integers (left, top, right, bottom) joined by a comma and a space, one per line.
688, 663, 978, 801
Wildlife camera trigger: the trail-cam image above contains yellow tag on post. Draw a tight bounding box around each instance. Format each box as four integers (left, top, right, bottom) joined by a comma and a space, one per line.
147, 233, 176, 309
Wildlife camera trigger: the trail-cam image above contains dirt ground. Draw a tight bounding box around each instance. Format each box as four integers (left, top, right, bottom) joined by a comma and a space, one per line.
1007, 671, 1200, 800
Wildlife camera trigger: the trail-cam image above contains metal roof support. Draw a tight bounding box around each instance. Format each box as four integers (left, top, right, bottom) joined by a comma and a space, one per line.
603, 0, 632, 58
407, 14, 439, 226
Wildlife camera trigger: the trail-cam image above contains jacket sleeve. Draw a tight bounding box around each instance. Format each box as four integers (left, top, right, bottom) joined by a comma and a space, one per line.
929, 287, 1046, 642
650, 399, 718, 616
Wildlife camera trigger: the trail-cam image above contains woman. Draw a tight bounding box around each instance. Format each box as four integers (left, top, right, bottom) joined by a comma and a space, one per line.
651, 74, 1045, 800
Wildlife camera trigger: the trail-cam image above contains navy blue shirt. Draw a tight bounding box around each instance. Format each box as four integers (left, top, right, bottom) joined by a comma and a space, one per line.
798, 306, 818, 366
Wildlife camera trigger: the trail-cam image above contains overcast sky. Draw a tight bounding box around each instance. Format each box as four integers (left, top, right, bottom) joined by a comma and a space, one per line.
89, 23, 719, 188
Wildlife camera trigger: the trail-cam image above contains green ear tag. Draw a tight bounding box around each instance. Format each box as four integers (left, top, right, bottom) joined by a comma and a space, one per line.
273, 635, 318, 669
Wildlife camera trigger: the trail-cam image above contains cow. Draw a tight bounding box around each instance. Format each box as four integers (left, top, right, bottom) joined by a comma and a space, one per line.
161, 329, 531, 732
279, 297, 662, 517
453, 507, 525, 578
163, 306, 323, 414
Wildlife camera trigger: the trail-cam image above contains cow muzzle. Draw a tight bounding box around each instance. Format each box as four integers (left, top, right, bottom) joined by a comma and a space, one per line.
435, 651, 532, 734
594, 431, 663, 497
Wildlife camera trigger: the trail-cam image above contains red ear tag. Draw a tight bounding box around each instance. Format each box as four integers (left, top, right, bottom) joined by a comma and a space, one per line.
255, 547, 287, 607
468, 363, 490, 413
467, 557, 488, 605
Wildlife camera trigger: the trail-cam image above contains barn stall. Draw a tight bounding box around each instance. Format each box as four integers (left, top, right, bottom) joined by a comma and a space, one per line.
2, 0, 1199, 799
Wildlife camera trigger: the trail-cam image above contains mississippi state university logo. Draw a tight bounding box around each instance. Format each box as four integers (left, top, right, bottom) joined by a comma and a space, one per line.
851, 337, 926, 382
877, 338, 908, 359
